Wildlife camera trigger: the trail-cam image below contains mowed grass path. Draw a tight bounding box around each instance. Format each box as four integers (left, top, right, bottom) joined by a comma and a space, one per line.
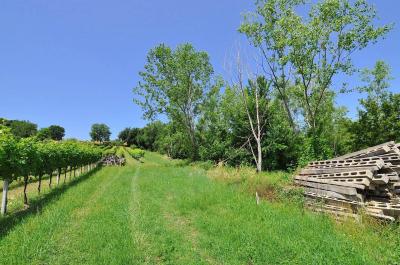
0, 153, 397, 264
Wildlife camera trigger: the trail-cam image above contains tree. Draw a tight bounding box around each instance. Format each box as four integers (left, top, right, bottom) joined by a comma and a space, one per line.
240, 0, 392, 159
134, 43, 214, 160
118, 128, 132, 145
197, 81, 233, 163
118, 127, 140, 146
48, 125, 65, 141
4, 120, 37, 138
136, 122, 165, 151
90, 124, 111, 143
231, 72, 271, 172
36, 127, 51, 141
351, 61, 399, 149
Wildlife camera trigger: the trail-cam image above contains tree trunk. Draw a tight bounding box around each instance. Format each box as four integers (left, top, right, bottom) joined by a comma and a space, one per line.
64, 168, 67, 183
57, 168, 61, 185
1, 179, 9, 215
74, 168, 76, 178
49, 172, 52, 188
282, 98, 295, 132
256, 140, 262, 173
23, 175, 29, 205
38, 174, 42, 194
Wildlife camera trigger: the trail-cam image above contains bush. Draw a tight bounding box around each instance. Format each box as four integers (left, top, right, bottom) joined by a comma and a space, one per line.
128, 148, 145, 160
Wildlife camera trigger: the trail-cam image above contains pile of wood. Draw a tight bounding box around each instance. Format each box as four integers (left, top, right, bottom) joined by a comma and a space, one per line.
101, 155, 126, 166
295, 142, 400, 221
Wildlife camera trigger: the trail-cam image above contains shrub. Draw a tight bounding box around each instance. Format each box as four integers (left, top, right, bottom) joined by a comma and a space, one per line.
128, 148, 145, 160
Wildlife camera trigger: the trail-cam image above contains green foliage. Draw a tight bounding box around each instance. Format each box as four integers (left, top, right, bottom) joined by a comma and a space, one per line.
118, 127, 140, 146
1, 146, 399, 264
3, 120, 37, 139
127, 148, 145, 160
36, 127, 51, 141
134, 43, 214, 160
47, 125, 65, 141
239, 0, 392, 160
349, 61, 399, 149
0, 130, 103, 213
130, 1, 394, 172
136, 121, 165, 151
0, 126, 19, 180
352, 93, 400, 149
90, 123, 111, 143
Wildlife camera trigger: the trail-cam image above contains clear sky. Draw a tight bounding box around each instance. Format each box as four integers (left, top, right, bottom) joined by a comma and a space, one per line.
0, 0, 399, 140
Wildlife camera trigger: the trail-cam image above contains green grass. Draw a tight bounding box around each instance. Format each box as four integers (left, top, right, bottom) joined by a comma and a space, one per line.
0, 152, 399, 264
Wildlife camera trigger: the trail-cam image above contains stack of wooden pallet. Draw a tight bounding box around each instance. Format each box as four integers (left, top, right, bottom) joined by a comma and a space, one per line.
295, 141, 400, 221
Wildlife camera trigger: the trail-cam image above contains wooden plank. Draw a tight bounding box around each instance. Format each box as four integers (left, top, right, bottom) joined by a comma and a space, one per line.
300, 166, 380, 175
295, 180, 358, 195
302, 170, 373, 179
365, 202, 400, 218
309, 157, 385, 166
350, 146, 392, 159
365, 210, 395, 221
333, 142, 394, 160
294, 176, 365, 189
307, 159, 385, 169
304, 187, 363, 202
318, 177, 371, 187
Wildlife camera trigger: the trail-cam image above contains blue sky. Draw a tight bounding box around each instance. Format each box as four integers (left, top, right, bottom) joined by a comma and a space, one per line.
0, 0, 399, 140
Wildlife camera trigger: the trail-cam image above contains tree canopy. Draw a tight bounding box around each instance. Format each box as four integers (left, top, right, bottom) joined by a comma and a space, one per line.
2, 119, 38, 139
48, 125, 65, 141
134, 43, 214, 159
90, 123, 111, 143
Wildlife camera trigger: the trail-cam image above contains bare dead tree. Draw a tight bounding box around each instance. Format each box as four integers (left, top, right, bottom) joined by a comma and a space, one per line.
226, 47, 270, 172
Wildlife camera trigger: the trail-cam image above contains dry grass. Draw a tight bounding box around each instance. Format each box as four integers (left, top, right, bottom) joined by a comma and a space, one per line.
207, 164, 296, 202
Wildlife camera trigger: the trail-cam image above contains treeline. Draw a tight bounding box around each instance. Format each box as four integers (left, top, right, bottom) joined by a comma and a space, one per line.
0, 118, 65, 141
0, 126, 103, 215
131, 0, 399, 171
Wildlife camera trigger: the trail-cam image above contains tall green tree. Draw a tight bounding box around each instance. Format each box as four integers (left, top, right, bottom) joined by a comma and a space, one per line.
48, 125, 65, 141
134, 43, 214, 160
90, 123, 111, 143
351, 61, 399, 149
118, 127, 140, 146
240, 0, 392, 159
136, 121, 165, 151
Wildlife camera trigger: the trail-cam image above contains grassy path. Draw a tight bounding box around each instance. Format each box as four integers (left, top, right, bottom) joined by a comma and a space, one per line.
0, 152, 397, 264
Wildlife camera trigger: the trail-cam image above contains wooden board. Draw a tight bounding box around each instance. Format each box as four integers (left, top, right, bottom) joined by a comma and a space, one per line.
294, 175, 365, 189
304, 187, 363, 202
300, 166, 380, 175
333, 142, 394, 160
294, 180, 358, 195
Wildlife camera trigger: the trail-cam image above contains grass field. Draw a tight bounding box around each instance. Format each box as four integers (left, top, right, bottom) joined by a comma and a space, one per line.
0, 152, 399, 264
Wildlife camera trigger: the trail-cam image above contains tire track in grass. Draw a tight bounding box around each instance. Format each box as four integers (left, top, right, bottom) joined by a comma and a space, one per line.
130, 165, 153, 264
129, 160, 218, 265
49, 165, 137, 265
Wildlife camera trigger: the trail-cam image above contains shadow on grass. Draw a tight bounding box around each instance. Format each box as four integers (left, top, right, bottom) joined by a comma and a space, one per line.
0, 174, 51, 193
0, 166, 102, 239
